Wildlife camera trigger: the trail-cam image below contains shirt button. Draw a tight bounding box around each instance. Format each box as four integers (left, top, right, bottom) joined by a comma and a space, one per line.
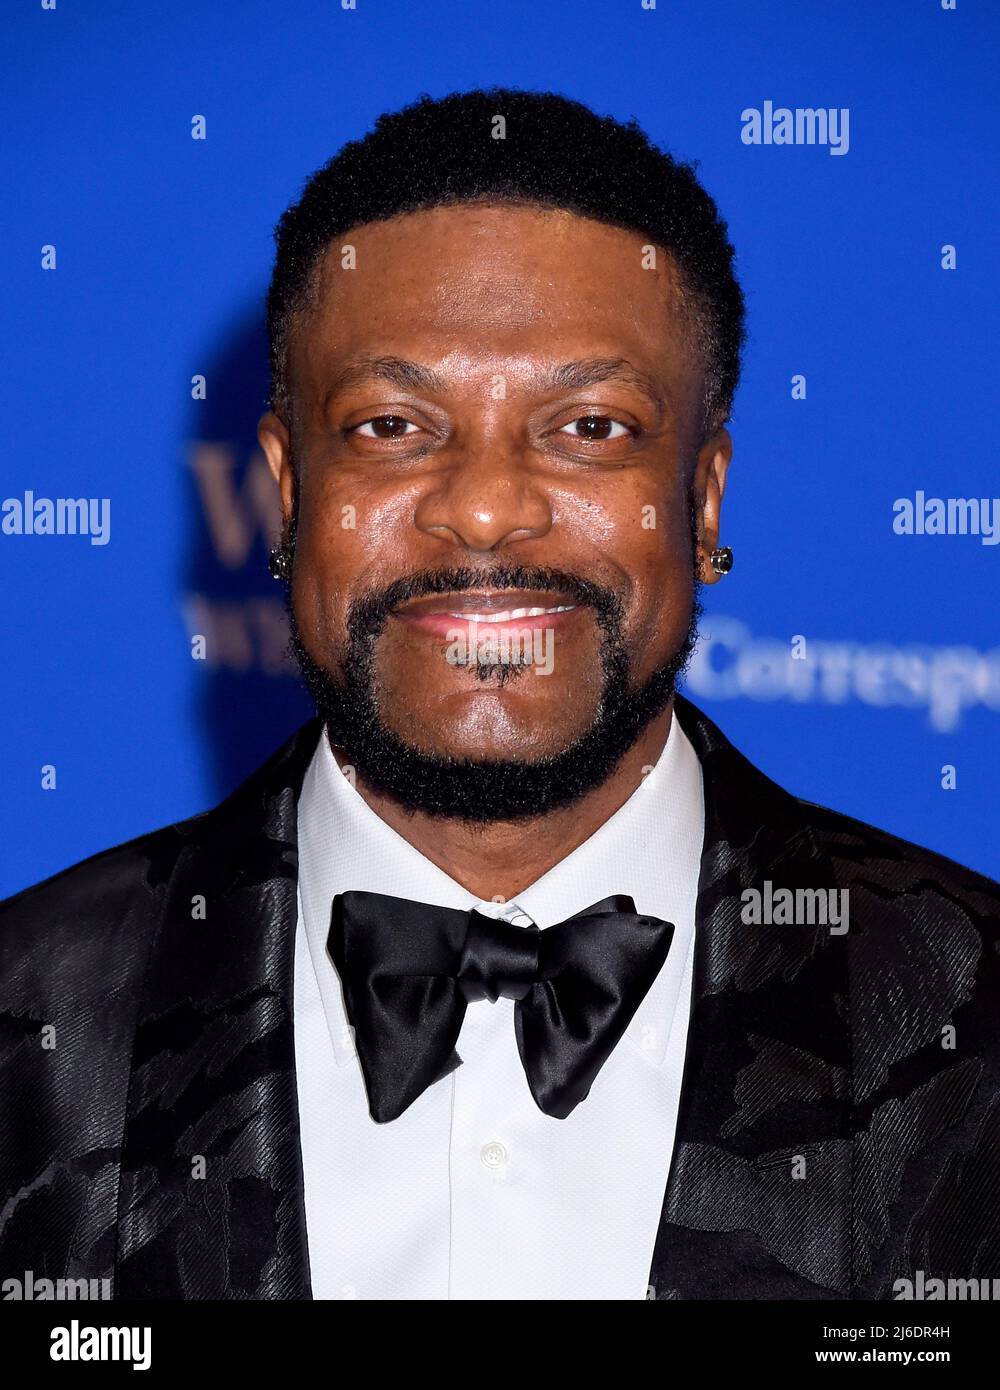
480, 1140, 509, 1170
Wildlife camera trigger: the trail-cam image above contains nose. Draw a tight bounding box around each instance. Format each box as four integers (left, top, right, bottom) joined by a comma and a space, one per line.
413, 438, 553, 553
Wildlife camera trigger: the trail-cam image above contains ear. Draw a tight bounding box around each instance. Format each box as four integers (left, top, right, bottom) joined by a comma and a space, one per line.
691, 427, 733, 585
257, 411, 295, 528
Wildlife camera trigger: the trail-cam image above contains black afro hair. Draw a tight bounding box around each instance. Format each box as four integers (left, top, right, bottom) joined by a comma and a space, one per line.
265, 86, 746, 444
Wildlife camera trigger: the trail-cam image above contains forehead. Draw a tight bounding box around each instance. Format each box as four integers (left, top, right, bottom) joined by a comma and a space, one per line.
288, 202, 700, 413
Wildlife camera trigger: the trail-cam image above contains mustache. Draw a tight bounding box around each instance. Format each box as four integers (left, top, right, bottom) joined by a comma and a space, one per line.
347, 564, 625, 642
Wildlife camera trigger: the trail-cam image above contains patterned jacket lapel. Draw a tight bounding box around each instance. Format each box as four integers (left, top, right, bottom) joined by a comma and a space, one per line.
648, 696, 853, 1299
115, 719, 324, 1299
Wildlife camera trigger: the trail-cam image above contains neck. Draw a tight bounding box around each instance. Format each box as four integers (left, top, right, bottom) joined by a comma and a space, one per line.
330, 703, 674, 901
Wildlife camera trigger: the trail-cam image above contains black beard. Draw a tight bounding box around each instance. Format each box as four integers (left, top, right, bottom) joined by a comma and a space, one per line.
285, 518, 703, 824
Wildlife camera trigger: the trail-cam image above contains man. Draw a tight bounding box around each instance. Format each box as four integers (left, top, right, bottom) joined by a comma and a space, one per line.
1, 87, 998, 1302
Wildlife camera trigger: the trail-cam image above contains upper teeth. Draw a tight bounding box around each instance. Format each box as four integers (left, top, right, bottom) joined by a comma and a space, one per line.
449, 605, 576, 623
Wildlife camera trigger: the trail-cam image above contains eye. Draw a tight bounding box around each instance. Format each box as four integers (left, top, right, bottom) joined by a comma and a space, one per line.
352, 415, 421, 438
558, 415, 634, 441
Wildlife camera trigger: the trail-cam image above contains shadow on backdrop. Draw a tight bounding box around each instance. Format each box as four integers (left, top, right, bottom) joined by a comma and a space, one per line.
182, 300, 314, 801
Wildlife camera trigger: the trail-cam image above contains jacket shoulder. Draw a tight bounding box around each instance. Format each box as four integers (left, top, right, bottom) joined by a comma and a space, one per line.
797, 795, 1000, 908
0, 817, 204, 1026
1, 818, 191, 912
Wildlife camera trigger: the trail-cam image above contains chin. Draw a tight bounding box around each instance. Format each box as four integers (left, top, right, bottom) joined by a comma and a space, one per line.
386, 690, 591, 757
390, 729, 580, 766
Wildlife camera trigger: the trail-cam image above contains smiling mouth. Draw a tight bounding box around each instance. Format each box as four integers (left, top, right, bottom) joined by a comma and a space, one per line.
439, 604, 575, 623
391, 590, 583, 637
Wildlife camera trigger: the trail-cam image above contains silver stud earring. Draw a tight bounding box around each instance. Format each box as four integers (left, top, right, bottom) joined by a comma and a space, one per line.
709, 546, 734, 576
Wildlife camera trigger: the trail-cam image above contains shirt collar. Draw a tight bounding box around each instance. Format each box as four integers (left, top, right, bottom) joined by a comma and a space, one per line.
297, 707, 704, 1072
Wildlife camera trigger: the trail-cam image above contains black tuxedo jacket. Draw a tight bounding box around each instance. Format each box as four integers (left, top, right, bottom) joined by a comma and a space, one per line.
2, 695, 998, 1300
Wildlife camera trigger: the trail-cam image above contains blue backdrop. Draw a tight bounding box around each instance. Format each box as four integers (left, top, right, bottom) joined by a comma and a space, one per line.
2, 0, 997, 897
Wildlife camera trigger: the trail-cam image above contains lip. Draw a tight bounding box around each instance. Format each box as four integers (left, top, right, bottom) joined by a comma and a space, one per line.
392, 589, 584, 639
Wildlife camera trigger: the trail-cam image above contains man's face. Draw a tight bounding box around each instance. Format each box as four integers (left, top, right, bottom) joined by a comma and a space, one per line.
259, 202, 731, 819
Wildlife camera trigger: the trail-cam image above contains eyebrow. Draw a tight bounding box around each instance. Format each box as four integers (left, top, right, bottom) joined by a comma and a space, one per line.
322, 354, 671, 415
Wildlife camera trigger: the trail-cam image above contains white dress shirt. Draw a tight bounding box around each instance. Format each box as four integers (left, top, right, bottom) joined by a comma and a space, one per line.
293, 710, 705, 1300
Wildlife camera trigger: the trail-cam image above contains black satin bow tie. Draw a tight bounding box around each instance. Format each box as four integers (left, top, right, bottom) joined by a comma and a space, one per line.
328, 891, 674, 1122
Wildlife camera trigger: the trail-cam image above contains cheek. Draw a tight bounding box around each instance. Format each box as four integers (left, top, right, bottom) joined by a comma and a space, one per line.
292, 477, 416, 642
599, 492, 696, 669
290, 508, 363, 656
556, 474, 692, 628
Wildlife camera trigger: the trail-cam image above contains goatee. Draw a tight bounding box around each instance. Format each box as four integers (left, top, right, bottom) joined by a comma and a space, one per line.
286, 551, 704, 824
